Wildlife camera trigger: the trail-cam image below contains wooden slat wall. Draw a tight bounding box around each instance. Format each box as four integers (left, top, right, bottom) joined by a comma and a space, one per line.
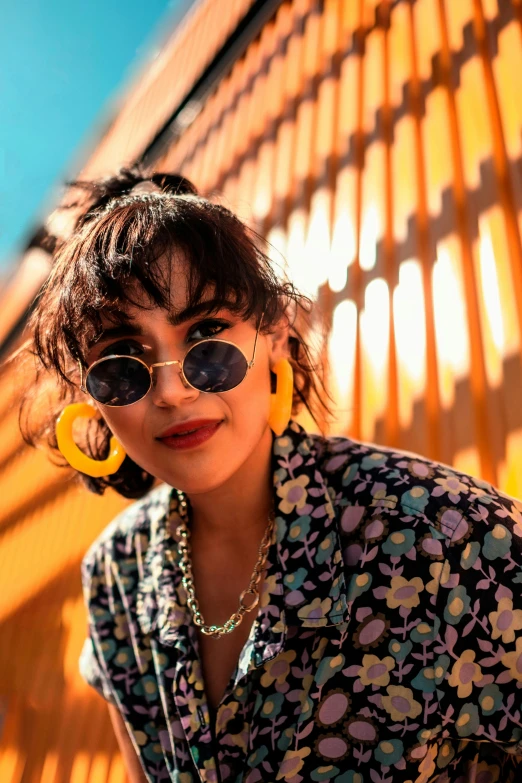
1, 1, 521, 782
159, 0, 522, 494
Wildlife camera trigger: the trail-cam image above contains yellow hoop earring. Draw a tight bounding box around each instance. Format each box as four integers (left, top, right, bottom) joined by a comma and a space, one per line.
55, 403, 126, 478
268, 359, 294, 436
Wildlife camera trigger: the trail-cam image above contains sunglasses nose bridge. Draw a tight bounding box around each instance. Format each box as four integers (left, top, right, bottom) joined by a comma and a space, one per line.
150, 359, 182, 371
149, 359, 191, 389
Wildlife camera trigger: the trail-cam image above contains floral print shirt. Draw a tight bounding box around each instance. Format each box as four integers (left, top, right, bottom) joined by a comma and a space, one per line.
80, 421, 522, 783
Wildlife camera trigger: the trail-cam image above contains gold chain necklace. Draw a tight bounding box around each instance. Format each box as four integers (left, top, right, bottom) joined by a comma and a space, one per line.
172, 490, 275, 639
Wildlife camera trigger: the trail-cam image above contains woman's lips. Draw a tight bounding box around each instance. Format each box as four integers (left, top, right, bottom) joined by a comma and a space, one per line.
158, 420, 223, 450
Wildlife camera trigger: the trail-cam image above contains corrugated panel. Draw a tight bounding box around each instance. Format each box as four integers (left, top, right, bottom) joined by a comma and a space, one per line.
1, 1, 522, 782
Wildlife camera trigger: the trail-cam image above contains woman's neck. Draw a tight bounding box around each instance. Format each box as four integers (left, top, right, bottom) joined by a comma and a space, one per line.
187, 425, 275, 550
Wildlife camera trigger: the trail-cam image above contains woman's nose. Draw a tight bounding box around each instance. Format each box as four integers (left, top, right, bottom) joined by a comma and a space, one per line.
149, 362, 199, 406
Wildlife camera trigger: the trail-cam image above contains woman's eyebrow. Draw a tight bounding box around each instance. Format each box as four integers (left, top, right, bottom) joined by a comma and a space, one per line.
88, 299, 235, 348
88, 323, 142, 348
166, 299, 235, 326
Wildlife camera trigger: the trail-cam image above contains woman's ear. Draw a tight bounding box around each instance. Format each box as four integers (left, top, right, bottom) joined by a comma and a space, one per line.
267, 316, 290, 368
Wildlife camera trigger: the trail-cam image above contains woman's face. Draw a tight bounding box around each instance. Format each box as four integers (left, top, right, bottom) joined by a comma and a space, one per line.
84, 257, 288, 494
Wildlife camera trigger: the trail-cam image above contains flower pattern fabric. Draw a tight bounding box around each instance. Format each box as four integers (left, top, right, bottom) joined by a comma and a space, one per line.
80, 421, 522, 782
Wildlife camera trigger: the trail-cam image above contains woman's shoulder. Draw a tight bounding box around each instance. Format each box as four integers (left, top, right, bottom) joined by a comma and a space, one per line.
305, 427, 521, 528
81, 481, 172, 579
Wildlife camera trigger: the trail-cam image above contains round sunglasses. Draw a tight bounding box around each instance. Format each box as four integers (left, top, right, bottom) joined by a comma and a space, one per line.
79, 326, 261, 407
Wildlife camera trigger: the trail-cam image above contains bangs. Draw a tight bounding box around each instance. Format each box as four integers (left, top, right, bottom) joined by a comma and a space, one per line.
50, 194, 281, 371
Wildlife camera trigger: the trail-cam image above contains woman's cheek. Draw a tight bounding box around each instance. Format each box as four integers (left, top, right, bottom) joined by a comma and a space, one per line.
233, 368, 271, 424
100, 408, 146, 454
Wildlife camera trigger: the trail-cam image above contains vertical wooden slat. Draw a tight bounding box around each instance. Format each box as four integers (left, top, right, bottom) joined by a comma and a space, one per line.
381, 0, 400, 447
285, 0, 323, 297
233, 15, 277, 224
492, 14, 522, 257
265, 0, 312, 262
251, 2, 294, 235
359, 5, 390, 442
326, 1, 361, 436
0, 698, 25, 783
302, 0, 343, 434
350, 0, 367, 443
204, 70, 238, 192
221, 35, 263, 209
408, 0, 443, 463
390, 6, 427, 451
472, 0, 522, 359
436, 0, 496, 484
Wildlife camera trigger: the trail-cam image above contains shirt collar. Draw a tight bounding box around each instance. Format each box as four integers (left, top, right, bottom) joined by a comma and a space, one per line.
136, 420, 349, 645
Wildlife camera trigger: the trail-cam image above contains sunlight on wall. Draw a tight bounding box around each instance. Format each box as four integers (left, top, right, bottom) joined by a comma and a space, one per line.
479, 207, 520, 356
432, 241, 471, 409
286, 208, 312, 296
305, 187, 332, 291
266, 226, 288, 274
329, 169, 357, 293
359, 203, 379, 272
393, 260, 427, 430
360, 278, 390, 439
453, 446, 482, 483
501, 429, 522, 499
328, 299, 357, 433
477, 216, 505, 388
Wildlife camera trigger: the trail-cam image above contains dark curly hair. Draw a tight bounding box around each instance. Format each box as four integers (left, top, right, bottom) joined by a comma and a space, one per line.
15, 164, 332, 498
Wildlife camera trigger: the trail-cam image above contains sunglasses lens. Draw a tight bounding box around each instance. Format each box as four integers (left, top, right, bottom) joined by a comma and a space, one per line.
183, 340, 248, 392
86, 357, 151, 405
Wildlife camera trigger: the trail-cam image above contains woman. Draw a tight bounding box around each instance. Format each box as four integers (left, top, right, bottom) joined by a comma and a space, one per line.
19, 166, 522, 783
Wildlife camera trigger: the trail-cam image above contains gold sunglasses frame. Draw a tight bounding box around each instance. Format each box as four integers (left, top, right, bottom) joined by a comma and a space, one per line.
78, 326, 262, 408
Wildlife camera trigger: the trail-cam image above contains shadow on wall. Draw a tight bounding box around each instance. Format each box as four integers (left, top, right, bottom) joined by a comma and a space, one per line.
0, 563, 124, 782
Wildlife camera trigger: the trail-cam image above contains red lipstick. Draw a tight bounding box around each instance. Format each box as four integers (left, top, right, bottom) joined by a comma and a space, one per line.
157, 419, 223, 450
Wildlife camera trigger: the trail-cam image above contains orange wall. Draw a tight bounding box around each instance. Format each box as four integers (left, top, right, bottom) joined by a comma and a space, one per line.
0, 367, 132, 782
158, 0, 522, 495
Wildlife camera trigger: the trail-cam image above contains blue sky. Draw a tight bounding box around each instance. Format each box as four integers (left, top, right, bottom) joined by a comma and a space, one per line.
0, 0, 194, 272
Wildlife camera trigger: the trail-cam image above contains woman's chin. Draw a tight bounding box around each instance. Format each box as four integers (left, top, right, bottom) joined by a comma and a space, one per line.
168, 474, 230, 496
151, 457, 232, 495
